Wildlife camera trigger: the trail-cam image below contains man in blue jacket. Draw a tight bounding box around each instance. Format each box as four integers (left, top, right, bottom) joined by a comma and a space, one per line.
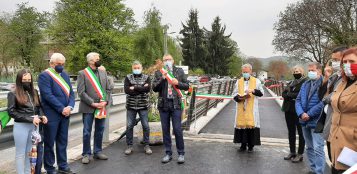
38, 53, 76, 174
295, 62, 325, 174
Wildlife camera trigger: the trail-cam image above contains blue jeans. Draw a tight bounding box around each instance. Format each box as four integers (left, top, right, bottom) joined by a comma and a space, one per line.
126, 109, 150, 145
13, 122, 35, 174
302, 126, 325, 174
159, 101, 185, 156
82, 113, 106, 156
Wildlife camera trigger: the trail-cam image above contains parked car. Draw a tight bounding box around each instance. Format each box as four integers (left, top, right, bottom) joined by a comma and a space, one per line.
199, 76, 211, 83
187, 76, 199, 84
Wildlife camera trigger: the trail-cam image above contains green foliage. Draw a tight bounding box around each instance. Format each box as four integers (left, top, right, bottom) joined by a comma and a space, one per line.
228, 53, 243, 77
180, 9, 208, 70
9, 3, 48, 68
133, 6, 182, 68
133, 7, 164, 67
189, 68, 205, 76
205, 17, 236, 75
51, 0, 136, 76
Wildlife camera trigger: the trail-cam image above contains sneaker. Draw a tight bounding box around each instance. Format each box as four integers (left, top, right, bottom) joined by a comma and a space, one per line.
177, 155, 185, 164
81, 155, 90, 164
144, 145, 152, 155
125, 146, 133, 155
94, 153, 108, 160
161, 154, 172, 163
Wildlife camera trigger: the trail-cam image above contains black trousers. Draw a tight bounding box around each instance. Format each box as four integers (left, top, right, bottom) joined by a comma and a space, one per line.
331, 167, 345, 174
234, 128, 261, 149
284, 111, 305, 154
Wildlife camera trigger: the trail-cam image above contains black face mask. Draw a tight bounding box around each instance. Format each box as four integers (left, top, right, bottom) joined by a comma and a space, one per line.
94, 61, 102, 68
293, 73, 302, 79
23, 82, 31, 91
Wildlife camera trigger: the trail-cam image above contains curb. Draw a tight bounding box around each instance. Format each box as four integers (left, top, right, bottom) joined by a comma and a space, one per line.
185, 100, 231, 135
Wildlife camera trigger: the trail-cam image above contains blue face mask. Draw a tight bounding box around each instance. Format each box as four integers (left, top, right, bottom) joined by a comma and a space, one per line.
308, 71, 318, 80
242, 73, 250, 79
164, 61, 173, 69
133, 69, 142, 75
55, 65, 64, 73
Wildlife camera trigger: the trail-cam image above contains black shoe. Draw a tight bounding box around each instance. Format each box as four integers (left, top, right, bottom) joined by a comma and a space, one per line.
248, 147, 254, 153
284, 153, 296, 160
238, 146, 247, 152
58, 168, 75, 174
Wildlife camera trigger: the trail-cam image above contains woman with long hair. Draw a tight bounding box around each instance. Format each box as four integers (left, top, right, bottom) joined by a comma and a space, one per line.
7, 69, 48, 174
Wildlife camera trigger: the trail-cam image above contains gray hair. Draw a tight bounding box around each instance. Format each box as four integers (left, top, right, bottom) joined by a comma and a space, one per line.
132, 60, 142, 66
242, 63, 253, 70
292, 65, 305, 74
50, 53, 66, 63
86, 52, 100, 62
308, 62, 322, 70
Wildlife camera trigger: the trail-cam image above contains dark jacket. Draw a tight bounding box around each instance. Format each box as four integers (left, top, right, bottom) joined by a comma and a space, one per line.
77, 68, 111, 114
7, 90, 43, 123
295, 77, 324, 128
152, 66, 189, 110
124, 74, 151, 110
38, 70, 75, 122
282, 77, 306, 113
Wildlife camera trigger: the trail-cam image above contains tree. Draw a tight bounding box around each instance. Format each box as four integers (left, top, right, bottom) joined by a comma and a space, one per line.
268, 60, 289, 80
9, 3, 48, 69
205, 16, 235, 75
273, 0, 331, 66
133, 6, 182, 67
0, 17, 18, 77
316, 0, 357, 46
245, 57, 263, 76
51, 0, 136, 76
180, 9, 207, 70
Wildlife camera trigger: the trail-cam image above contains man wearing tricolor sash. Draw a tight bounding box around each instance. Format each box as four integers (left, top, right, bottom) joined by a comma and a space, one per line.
77, 52, 111, 164
152, 54, 189, 164
38, 53, 76, 174
232, 63, 264, 153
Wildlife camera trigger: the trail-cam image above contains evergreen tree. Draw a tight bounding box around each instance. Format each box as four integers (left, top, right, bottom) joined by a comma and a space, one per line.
179, 9, 207, 71
205, 16, 235, 75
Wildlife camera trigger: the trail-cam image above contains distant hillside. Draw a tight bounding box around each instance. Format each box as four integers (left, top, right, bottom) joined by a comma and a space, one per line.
257, 56, 304, 70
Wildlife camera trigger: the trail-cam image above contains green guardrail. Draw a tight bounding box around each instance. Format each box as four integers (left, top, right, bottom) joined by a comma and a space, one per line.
0, 111, 11, 133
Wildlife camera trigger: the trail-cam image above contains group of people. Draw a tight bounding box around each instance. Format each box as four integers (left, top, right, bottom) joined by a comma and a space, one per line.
280, 46, 357, 174
7, 46, 357, 174
7, 52, 189, 174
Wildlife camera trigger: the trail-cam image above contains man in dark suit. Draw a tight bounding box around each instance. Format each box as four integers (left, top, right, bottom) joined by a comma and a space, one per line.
77, 52, 111, 164
152, 54, 189, 164
38, 53, 75, 174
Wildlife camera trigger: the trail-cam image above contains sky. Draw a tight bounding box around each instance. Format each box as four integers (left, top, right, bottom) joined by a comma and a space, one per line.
0, 0, 299, 58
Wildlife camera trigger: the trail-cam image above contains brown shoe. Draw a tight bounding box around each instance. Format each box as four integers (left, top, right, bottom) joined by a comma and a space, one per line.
291, 154, 303, 163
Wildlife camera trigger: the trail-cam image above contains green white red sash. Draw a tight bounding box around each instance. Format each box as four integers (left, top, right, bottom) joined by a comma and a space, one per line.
45, 68, 70, 97
83, 67, 107, 119
160, 67, 184, 97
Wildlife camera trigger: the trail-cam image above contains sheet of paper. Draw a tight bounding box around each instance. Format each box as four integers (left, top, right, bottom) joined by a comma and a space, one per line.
338, 147, 357, 167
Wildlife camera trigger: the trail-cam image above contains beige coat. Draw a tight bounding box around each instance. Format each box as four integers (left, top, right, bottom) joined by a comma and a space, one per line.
329, 79, 357, 170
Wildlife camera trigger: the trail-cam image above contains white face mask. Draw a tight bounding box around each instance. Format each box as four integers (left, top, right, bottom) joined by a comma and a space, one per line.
331, 61, 340, 71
